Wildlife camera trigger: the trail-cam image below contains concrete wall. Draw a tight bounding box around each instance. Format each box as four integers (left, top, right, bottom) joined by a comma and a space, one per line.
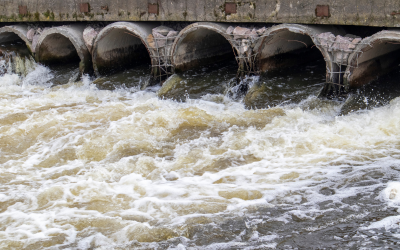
1, 0, 400, 27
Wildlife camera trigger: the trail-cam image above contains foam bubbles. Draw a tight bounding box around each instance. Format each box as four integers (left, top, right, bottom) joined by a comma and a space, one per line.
1, 57, 400, 249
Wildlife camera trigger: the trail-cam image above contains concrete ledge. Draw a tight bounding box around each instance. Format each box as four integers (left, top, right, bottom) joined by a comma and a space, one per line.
0, 24, 33, 53
0, 0, 399, 27
35, 24, 91, 74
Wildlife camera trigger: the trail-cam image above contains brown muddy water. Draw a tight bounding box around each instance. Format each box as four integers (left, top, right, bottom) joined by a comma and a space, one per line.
1, 42, 400, 249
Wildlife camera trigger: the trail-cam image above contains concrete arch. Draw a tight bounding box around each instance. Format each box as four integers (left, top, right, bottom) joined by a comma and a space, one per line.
92, 22, 158, 77
35, 24, 91, 74
0, 24, 33, 53
255, 24, 344, 75
344, 30, 400, 88
171, 22, 238, 72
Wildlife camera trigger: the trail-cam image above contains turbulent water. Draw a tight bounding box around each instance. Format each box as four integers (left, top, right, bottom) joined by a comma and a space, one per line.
2, 44, 400, 250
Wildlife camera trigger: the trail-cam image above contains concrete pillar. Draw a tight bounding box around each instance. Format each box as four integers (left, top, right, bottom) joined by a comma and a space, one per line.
171, 22, 237, 72
0, 25, 33, 53
35, 24, 91, 74
344, 30, 400, 88
91, 22, 159, 77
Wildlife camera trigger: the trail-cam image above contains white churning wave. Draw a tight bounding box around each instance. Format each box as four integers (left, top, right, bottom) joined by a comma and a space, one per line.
0, 58, 400, 249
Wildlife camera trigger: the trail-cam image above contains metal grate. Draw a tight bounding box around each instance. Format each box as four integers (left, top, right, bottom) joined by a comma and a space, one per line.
225, 31, 261, 80
150, 33, 176, 83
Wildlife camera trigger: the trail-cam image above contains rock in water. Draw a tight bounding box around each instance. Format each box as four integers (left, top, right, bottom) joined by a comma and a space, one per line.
157, 74, 185, 99
244, 83, 269, 109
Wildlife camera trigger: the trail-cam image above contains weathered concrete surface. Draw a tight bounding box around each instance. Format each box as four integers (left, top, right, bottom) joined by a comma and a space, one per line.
0, 24, 33, 52
1, 0, 400, 27
92, 22, 159, 76
344, 30, 400, 88
171, 22, 236, 72
35, 24, 91, 74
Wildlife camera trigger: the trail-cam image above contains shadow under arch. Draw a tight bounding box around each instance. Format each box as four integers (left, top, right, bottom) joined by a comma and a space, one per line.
92, 22, 158, 77
344, 30, 400, 88
171, 22, 238, 73
35, 24, 91, 74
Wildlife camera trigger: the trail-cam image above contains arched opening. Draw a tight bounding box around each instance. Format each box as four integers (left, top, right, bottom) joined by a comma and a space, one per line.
35, 25, 92, 86
36, 33, 82, 85
0, 32, 31, 57
173, 28, 235, 72
339, 33, 400, 114
37, 33, 80, 65
0, 25, 33, 54
93, 28, 151, 76
346, 37, 400, 88
0, 26, 34, 76
245, 28, 327, 108
165, 25, 237, 100
257, 30, 323, 72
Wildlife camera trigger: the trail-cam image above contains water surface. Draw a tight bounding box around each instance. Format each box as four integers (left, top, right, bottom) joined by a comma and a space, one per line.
1, 45, 400, 249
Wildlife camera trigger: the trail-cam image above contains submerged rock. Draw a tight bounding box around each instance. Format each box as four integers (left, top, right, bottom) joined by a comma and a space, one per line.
157, 74, 185, 99
244, 83, 270, 109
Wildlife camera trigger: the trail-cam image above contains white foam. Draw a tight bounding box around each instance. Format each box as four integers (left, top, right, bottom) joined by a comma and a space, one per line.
1, 59, 400, 248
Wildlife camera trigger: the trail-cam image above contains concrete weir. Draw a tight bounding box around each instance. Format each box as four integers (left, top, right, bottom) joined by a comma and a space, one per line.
0, 24, 33, 52
171, 22, 237, 72
0, 19, 399, 100
92, 22, 158, 77
344, 30, 400, 88
35, 24, 91, 74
